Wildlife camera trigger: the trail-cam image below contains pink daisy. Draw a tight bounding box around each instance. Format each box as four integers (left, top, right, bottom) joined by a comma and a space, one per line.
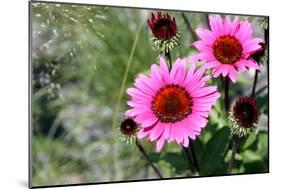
193, 15, 263, 83
125, 57, 220, 152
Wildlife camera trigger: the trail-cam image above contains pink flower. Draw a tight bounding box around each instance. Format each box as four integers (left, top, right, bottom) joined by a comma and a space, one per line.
125, 57, 220, 152
193, 15, 263, 83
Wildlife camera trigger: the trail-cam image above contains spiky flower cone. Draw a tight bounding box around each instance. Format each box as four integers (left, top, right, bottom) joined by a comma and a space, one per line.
228, 97, 258, 138
147, 12, 180, 53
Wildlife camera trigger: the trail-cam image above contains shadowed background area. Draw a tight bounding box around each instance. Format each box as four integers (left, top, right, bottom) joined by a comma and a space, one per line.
31, 2, 268, 187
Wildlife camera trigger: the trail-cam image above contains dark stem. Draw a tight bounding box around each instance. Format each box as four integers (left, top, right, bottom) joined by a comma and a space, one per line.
264, 19, 269, 87
165, 51, 172, 70
182, 146, 195, 172
224, 77, 230, 111
182, 145, 199, 174
227, 136, 240, 174
251, 70, 259, 98
190, 143, 200, 173
181, 12, 197, 40
135, 140, 163, 178
204, 13, 211, 29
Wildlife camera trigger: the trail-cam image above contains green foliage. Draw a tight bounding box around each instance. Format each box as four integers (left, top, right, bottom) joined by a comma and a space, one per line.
200, 127, 231, 175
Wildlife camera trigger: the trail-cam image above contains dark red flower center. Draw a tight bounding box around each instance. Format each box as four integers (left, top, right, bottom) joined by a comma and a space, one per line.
152, 84, 192, 123
213, 35, 242, 64
233, 97, 258, 128
147, 12, 177, 40
120, 118, 138, 136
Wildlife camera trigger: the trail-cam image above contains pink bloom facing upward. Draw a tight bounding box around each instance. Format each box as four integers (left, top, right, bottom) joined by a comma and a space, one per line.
125, 57, 220, 152
193, 15, 263, 83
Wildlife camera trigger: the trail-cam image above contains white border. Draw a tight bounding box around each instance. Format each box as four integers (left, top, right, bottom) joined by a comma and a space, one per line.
0, 0, 279, 189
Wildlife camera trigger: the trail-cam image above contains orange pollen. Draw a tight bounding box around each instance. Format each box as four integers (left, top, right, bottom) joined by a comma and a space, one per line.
152, 84, 192, 123
213, 35, 242, 64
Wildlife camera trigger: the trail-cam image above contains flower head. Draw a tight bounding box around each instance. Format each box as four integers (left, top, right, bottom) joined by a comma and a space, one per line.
120, 117, 139, 143
125, 57, 220, 152
147, 12, 180, 53
193, 15, 263, 83
229, 97, 258, 138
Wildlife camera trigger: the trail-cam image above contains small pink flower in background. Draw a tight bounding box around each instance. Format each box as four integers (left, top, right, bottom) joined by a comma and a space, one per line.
125, 57, 220, 152
193, 15, 263, 83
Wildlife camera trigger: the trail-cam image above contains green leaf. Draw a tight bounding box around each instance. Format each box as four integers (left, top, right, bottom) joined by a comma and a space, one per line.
241, 150, 262, 163
148, 152, 187, 174
148, 152, 161, 162
256, 93, 269, 114
240, 133, 257, 151
162, 152, 187, 174
257, 132, 268, 157
201, 127, 231, 175
243, 160, 268, 173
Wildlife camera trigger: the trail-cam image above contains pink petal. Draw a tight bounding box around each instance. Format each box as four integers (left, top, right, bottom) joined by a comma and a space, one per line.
141, 117, 159, 128
234, 60, 247, 72
134, 112, 157, 126
209, 16, 221, 36
159, 56, 170, 83
215, 15, 225, 35
184, 63, 196, 85
224, 16, 232, 35
150, 64, 164, 88
163, 122, 171, 139
236, 21, 252, 42
193, 41, 213, 52
206, 60, 220, 69
183, 125, 197, 140
136, 74, 157, 94
156, 135, 166, 152
221, 65, 229, 77
245, 59, 260, 69
127, 88, 152, 100
184, 54, 201, 63
191, 86, 217, 98
174, 61, 187, 85
243, 39, 262, 54
137, 128, 152, 139
125, 109, 136, 117
228, 66, 238, 83
149, 123, 165, 141
230, 16, 239, 35
174, 123, 184, 144
127, 101, 149, 110
182, 136, 190, 147
169, 58, 182, 81
212, 66, 223, 78
197, 52, 216, 62
195, 28, 216, 44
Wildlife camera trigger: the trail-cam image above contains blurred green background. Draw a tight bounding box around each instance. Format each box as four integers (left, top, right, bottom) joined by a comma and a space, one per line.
31, 2, 268, 187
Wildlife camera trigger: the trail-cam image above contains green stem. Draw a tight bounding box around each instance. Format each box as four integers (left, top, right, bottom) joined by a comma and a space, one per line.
204, 13, 211, 29
165, 51, 172, 70
251, 70, 259, 98
181, 12, 197, 40
227, 136, 240, 174
190, 142, 200, 173
224, 77, 230, 111
182, 145, 199, 174
135, 140, 163, 178
110, 20, 144, 180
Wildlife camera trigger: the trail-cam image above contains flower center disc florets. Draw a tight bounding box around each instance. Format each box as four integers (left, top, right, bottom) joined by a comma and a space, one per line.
213, 35, 242, 64
152, 84, 192, 123
233, 98, 258, 128
120, 118, 138, 136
